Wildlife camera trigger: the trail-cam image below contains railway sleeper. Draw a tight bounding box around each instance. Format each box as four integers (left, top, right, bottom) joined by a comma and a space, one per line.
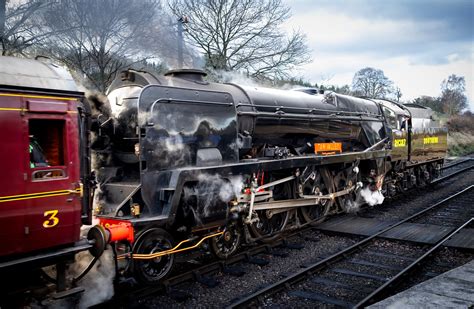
288, 290, 355, 308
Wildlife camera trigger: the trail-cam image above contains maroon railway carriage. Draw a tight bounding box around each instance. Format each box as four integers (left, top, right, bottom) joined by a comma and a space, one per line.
0, 56, 94, 297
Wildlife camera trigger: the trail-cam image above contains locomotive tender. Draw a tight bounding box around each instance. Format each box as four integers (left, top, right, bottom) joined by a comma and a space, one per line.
0, 57, 447, 295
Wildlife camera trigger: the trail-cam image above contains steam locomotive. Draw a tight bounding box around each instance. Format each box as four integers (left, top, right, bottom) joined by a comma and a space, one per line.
0, 57, 447, 299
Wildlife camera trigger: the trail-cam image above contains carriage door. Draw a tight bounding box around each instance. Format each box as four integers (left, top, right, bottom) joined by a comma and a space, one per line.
24, 98, 82, 252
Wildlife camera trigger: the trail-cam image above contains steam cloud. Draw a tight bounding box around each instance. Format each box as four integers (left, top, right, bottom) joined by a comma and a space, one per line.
73, 219, 115, 307
70, 250, 115, 308
360, 186, 385, 206
342, 186, 385, 213
182, 174, 243, 224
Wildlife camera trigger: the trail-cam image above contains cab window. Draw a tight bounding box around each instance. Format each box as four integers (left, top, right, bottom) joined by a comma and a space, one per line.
29, 119, 66, 180
383, 107, 398, 129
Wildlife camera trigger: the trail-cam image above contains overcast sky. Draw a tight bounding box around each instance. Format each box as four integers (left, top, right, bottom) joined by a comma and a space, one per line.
283, 0, 473, 110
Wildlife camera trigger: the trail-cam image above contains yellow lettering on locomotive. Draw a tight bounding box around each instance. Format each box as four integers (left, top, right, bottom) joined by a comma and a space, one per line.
394, 138, 406, 147
423, 136, 439, 144
314, 142, 342, 155
43, 210, 59, 228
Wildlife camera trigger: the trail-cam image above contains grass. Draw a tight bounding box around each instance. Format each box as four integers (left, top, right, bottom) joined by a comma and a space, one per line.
444, 113, 474, 157
448, 132, 474, 156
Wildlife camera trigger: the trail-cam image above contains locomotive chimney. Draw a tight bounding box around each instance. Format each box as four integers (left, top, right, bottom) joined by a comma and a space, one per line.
165, 69, 207, 82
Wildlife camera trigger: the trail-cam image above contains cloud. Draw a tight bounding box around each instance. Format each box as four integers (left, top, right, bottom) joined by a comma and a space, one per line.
290, 0, 473, 41
284, 6, 471, 62
299, 52, 473, 109
282, 0, 474, 110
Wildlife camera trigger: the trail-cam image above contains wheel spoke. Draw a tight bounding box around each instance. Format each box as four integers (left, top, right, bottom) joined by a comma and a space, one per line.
133, 229, 175, 284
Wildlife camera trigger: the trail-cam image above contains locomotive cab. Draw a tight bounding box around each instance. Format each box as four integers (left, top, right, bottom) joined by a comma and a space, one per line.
375, 99, 411, 161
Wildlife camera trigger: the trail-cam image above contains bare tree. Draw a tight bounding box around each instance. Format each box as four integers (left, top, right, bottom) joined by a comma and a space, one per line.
0, 0, 53, 56
394, 87, 402, 102
440, 74, 467, 116
169, 0, 311, 80
43, 0, 160, 92
352, 67, 394, 99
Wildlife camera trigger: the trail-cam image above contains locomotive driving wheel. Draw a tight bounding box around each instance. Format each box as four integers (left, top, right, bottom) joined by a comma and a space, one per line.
210, 223, 242, 259
249, 209, 289, 242
334, 168, 359, 213
249, 181, 291, 242
299, 168, 333, 225
132, 228, 174, 284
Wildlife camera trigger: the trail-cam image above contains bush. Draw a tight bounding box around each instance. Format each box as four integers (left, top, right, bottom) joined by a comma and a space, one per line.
447, 113, 474, 133
447, 113, 474, 156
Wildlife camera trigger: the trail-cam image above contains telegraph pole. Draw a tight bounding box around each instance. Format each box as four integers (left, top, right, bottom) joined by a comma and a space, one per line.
177, 16, 188, 68
0, 0, 6, 55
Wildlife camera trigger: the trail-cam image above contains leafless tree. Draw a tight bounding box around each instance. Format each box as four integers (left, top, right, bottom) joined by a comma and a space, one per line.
0, 0, 53, 56
440, 74, 467, 115
169, 0, 311, 80
43, 0, 161, 92
394, 87, 402, 102
352, 67, 394, 99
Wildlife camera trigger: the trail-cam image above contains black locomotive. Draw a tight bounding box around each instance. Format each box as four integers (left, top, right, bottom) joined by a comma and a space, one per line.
91, 68, 447, 284
0, 55, 447, 301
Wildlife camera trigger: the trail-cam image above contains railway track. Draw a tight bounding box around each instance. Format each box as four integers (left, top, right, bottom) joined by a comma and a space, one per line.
228, 185, 474, 308
95, 159, 474, 308
436, 157, 474, 183
443, 157, 472, 168
94, 226, 318, 307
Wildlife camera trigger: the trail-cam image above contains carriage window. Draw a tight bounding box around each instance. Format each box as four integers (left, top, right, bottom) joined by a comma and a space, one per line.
29, 119, 66, 179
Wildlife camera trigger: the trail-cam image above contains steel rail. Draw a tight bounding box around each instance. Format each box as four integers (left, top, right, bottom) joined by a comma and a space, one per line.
442, 157, 473, 170
92, 226, 314, 308
355, 217, 474, 308
431, 164, 474, 185
227, 185, 473, 308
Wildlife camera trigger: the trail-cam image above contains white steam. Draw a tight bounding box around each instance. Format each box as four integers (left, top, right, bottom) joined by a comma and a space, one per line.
106, 86, 141, 118
197, 174, 243, 203
342, 186, 385, 213
182, 174, 243, 223
73, 220, 115, 307
360, 186, 385, 206
209, 69, 259, 87
70, 250, 115, 308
